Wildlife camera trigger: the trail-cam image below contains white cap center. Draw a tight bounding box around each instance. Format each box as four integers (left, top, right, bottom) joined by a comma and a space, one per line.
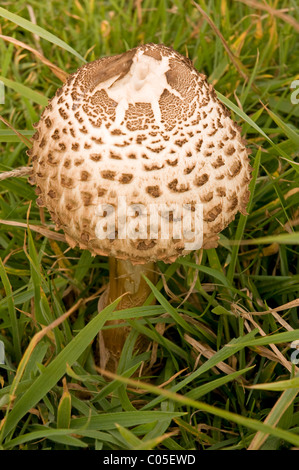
101, 50, 182, 126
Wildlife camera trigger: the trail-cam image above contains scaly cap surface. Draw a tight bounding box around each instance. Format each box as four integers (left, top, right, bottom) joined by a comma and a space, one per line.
29, 43, 252, 263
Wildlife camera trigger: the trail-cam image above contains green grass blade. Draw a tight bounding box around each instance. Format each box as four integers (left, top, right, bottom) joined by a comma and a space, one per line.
217, 91, 298, 167
186, 366, 254, 400
142, 276, 195, 334
143, 330, 259, 409
115, 423, 142, 448
2, 427, 86, 448
96, 370, 299, 448
144, 329, 299, 410
249, 384, 299, 450
0, 258, 21, 362
70, 411, 185, 431
225, 233, 299, 246
244, 330, 299, 347
0, 76, 48, 106
1, 297, 121, 441
57, 381, 72, 429
0, 130, 34, 142
178, 258, 232, 288
0, 6, 85, 63
227, 148, 261, 283
248, 377, 299, 392
265, 107, 299, 149
2, 426, 122, 449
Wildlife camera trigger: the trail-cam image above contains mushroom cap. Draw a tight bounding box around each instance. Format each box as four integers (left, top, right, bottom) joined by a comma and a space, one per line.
29, 43, 252, 264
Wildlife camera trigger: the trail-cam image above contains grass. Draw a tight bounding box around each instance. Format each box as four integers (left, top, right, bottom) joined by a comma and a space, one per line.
0, 0, 298, 451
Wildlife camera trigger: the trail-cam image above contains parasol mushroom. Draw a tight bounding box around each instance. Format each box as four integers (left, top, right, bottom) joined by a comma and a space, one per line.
28, 43, 252, 371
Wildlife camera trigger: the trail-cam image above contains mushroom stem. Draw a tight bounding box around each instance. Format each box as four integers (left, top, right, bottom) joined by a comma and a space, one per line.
99, 257, 157, 372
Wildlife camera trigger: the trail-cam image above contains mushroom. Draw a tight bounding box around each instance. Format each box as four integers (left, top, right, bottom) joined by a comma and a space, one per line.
28, 43, 252, 371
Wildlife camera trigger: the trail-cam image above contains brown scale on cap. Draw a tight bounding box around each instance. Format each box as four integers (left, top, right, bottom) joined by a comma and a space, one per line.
29, 43, 252, 264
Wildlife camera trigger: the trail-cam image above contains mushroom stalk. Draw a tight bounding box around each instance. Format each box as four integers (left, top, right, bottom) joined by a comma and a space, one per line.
99, 258, 157, 372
